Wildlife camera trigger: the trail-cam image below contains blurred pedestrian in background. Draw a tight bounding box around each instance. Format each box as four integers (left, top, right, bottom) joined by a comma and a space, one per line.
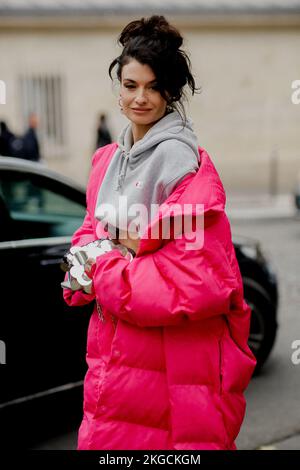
0, 120, 16, 156
22, 112, 41, 162
95, 113, 112, 149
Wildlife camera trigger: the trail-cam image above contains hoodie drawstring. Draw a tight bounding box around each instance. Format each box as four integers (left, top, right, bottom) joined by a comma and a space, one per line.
116, 150, 130, 191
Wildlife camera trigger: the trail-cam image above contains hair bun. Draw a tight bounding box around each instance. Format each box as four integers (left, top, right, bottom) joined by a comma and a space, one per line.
119, 15, 183, 51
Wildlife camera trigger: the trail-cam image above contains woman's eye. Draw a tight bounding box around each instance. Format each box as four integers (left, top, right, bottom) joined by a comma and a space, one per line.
124, 84, 158, 91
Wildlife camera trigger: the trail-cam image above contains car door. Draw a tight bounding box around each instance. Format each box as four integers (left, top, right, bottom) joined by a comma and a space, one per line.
0, 168, 92, 408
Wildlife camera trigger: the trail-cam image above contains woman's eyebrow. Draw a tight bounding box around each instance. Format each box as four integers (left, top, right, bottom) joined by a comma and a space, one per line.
123, 78, 157, 84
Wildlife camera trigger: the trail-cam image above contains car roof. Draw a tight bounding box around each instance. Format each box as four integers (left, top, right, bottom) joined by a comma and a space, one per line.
0, 156, 86, 194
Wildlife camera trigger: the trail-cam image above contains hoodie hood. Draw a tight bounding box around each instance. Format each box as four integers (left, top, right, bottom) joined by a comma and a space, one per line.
116, 110, 199, 190
95, 110, 200, 235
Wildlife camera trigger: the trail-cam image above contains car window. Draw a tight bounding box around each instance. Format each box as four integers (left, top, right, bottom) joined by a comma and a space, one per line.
0, 170, 86, 241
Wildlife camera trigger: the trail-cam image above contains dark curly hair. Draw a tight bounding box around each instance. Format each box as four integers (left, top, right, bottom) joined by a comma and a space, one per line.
109, 15, 201, 122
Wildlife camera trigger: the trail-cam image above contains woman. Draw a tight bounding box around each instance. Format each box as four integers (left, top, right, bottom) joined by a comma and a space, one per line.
63, 15, 256, 450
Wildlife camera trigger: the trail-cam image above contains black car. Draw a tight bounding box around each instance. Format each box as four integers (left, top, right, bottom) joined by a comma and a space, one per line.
233, 235, 278, 371
0, 157, 278, 447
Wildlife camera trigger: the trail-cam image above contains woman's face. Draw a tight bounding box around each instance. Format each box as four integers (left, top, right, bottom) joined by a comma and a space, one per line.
120, 58, 168, 126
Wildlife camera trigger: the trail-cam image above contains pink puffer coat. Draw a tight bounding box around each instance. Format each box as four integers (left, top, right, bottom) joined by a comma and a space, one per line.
63, 143, 256, 450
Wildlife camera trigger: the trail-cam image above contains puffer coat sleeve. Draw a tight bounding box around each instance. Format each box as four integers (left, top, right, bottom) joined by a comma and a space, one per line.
62, 185, 97, 307
62, 145, 117, 308
92, 222, 239, 328
62, 209, 96, 307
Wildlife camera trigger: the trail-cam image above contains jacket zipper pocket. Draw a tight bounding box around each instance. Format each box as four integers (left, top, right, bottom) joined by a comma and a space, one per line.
218, 338, 223, 395
96, 300, 105, 322
96, 299, 117, 331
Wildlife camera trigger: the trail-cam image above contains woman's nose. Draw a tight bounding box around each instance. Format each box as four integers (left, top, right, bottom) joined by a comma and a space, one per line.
135, 89, 147, 104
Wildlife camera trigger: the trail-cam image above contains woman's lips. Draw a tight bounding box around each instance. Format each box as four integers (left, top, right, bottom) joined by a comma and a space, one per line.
131, 108, 151, 113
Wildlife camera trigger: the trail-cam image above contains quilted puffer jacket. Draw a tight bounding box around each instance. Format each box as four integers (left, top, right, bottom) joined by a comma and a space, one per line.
63, 142, 256, 450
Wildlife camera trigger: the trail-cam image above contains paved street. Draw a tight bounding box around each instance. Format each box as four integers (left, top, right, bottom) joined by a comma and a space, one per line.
233, 216, 300, 450
33, 214, 300, 450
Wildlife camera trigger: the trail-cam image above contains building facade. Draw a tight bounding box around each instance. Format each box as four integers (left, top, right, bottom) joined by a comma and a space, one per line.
0, 0, 300, 193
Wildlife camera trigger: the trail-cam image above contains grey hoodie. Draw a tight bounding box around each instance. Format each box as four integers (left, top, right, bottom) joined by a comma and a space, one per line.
95, 110, 200, 236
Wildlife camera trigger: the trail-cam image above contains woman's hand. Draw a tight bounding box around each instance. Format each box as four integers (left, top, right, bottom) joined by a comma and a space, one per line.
115, 229, 140, 255
84, 234, 138, 280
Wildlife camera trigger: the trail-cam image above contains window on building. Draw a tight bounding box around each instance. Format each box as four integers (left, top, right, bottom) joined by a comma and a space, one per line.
19, 75, 67, 159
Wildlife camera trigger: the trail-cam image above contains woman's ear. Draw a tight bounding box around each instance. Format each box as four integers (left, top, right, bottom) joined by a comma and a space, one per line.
118, 96, 124, 112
